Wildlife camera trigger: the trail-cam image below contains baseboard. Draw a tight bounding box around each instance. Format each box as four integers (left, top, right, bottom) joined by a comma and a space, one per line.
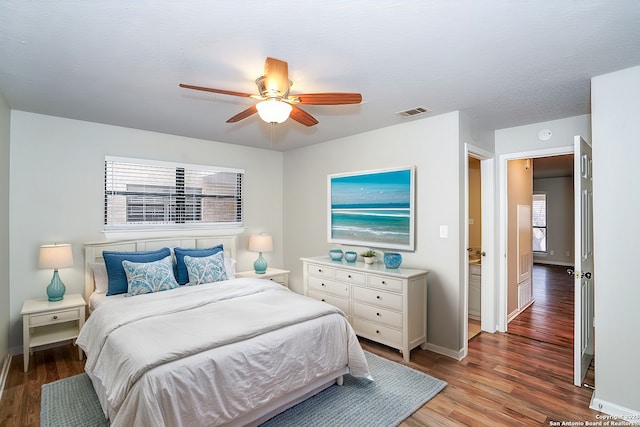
424, 342, 466, 361
590, 395, 640, 425
0, 353, 11, 402
507, 299, 535, 323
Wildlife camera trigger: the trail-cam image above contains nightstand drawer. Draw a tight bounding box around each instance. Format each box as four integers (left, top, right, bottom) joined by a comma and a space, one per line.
353, 286, 402, 311
29, 308, 80, 327
308, 276, 350, 298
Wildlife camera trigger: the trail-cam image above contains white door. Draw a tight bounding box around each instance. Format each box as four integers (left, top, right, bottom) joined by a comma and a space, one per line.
573, 135, 595, 386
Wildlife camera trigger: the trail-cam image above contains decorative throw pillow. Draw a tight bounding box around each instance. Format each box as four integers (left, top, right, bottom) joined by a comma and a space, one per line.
103, 247, 171, 295
224, 257, 237, 279
184, 251, 228, 286
122, 255, 179, 296
174, 245, 224, 285
90, 262, 108, 294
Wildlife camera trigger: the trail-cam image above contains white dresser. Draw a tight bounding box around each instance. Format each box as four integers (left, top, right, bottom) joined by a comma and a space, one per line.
301, 256, 428, 362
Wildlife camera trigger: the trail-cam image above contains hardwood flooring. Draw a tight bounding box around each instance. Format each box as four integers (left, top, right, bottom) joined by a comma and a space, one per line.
1, 265, 599, 426
508, 264, 574, 348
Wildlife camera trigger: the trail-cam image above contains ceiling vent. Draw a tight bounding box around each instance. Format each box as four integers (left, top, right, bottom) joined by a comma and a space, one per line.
395, 106, 431, 118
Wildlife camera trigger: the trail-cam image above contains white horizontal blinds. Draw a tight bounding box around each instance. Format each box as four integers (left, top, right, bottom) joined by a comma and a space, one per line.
104, 157, 243, 229
532, 193, 547, 252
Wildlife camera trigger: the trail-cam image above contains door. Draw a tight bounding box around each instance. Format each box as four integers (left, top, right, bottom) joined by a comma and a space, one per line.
573, 135, 595, 386
516, 204, 532, 309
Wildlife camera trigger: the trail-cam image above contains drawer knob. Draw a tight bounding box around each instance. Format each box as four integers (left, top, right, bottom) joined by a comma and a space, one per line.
376, 312, 381, 316
53, 315, 58, 320
382, 280, 386, 285
348, 274, 352, 278
321, 283, 326, 287
376, 295, 381, 299
321, 299, 326, 302
318, 269, 323, 273
376, 330, 380, 334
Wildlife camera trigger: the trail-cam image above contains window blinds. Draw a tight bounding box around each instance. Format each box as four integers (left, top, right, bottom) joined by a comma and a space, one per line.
104, 157, 243, 230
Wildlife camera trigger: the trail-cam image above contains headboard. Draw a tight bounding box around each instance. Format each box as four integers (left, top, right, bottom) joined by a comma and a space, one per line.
83, 235, 238, 303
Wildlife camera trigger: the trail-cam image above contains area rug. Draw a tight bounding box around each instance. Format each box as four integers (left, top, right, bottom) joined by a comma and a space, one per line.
41, 351, 446, 427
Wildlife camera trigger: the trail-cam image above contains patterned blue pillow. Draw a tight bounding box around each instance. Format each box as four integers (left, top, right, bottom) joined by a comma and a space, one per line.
122, 255, 180, 296
103, 247, 171, 295
184, 251, 228, 286
174, 245, 224, 285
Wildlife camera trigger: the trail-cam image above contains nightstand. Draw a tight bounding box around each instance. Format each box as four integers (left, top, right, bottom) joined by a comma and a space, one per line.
21, 294, 86, 372
236, 268, 290, 288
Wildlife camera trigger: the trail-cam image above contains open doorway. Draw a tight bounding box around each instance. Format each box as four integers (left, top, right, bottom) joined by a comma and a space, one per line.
506, 154, 575, 344
467, 156, 482, 340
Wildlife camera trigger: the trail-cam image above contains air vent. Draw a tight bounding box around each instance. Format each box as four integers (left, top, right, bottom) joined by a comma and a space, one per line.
395, 106, 431, 118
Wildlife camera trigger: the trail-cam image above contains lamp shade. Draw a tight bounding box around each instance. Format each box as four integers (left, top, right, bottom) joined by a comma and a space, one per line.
39, 244, 74, 269
256, 100, 292, 124
248, 234, 273, 253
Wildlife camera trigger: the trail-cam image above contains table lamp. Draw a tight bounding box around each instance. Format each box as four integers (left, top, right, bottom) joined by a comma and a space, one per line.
248, 234, 273, 274
39, 243, 74, 301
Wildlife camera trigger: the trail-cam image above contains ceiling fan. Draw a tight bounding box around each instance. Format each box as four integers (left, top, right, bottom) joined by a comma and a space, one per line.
179, 57, 362, 127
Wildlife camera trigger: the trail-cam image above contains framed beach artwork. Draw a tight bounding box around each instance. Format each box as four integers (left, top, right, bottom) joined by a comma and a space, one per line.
327, 166, 415, 251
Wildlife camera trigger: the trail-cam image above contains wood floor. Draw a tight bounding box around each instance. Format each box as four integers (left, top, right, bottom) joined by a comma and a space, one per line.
508, 264, 574, 348
1, 264, 600, 426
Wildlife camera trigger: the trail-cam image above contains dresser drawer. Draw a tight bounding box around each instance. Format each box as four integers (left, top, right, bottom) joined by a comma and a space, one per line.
308, 291, 350, 314
368, 274, 403, 292
353, 286, 402, 311
307, 264, 335, 278
29, 308, 80, 327
352, 318, 403, 348
353, 302, 402, 329
308, 276, 350, 298
335, 268, 366, 284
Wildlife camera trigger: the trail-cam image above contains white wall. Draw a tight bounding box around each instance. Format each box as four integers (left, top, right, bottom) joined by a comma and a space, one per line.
8, 111, 284, 351
283, 111, 472, 353
0, 93, 10, 364
591, 66, 640, 415
533, 176, 574, 266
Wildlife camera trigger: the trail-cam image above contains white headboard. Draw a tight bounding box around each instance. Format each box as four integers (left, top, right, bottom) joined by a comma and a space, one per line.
83, 235, 238, 303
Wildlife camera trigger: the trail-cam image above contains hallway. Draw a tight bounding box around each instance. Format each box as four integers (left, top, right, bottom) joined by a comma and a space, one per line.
508, 263, 574, 348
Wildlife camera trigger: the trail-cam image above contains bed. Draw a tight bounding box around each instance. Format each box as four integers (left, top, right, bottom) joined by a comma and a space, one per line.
78, 235, 371, 427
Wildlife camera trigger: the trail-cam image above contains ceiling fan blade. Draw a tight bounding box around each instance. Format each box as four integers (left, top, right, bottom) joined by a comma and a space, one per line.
292, 93, 362, 105
226, 105, 258, 123
290, 105, 319, 127
179, 83, 253, 98
263, 57, 289, 95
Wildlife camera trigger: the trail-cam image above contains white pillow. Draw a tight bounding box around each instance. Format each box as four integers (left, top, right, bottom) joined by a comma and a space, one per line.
224, 257, 236, 279
90, 262, 108, 294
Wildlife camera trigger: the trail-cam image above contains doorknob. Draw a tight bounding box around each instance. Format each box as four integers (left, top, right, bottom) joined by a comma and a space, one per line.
584, 272, 592, 279
481, 251, 486, 257
567, 268, 574, 277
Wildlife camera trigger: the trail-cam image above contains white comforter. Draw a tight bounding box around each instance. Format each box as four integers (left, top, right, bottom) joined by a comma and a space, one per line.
77, 278, 370, 426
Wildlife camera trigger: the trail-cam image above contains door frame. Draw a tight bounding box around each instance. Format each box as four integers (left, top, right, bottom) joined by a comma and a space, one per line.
496, 145, 573, 331
463, 143, 495, 357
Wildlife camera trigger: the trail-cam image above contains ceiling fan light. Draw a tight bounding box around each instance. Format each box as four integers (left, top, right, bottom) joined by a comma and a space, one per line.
256, 100, 292, 124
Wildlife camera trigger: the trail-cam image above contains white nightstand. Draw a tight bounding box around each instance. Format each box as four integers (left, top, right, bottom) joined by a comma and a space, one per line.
236, 268, 290, 288
21, 293, 86, 372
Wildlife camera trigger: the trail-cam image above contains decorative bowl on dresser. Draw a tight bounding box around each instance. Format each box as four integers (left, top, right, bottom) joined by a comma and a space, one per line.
301, 256, 428, 362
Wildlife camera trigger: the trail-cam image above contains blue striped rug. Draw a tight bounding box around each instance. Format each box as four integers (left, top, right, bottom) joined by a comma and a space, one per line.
41, 351, 446, 427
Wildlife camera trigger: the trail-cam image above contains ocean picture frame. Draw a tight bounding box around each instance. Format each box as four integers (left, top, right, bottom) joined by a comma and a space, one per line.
327, 166, 415, 251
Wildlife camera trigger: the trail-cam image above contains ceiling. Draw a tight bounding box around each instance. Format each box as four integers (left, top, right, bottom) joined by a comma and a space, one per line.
1, 1, 639, 152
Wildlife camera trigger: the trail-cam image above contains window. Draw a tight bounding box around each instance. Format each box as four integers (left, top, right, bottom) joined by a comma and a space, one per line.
532, 193, 547, 252
104, 157, 243, 230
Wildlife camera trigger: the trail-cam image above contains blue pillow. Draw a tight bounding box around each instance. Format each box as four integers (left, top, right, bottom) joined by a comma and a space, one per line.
123, 255, 179, 296
103, 247, 171, 295
174, 245, 223, 285
184, 252, 227, 286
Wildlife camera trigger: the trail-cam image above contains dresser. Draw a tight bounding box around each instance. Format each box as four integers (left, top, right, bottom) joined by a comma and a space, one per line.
301, 256, 428, 362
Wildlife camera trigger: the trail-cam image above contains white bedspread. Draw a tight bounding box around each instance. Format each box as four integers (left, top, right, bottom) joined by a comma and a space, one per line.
77, 278, 370, 426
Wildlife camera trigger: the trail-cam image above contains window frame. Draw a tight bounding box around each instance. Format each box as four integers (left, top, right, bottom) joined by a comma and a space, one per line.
104, 156, 244, 232
532, 192, 547, 253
